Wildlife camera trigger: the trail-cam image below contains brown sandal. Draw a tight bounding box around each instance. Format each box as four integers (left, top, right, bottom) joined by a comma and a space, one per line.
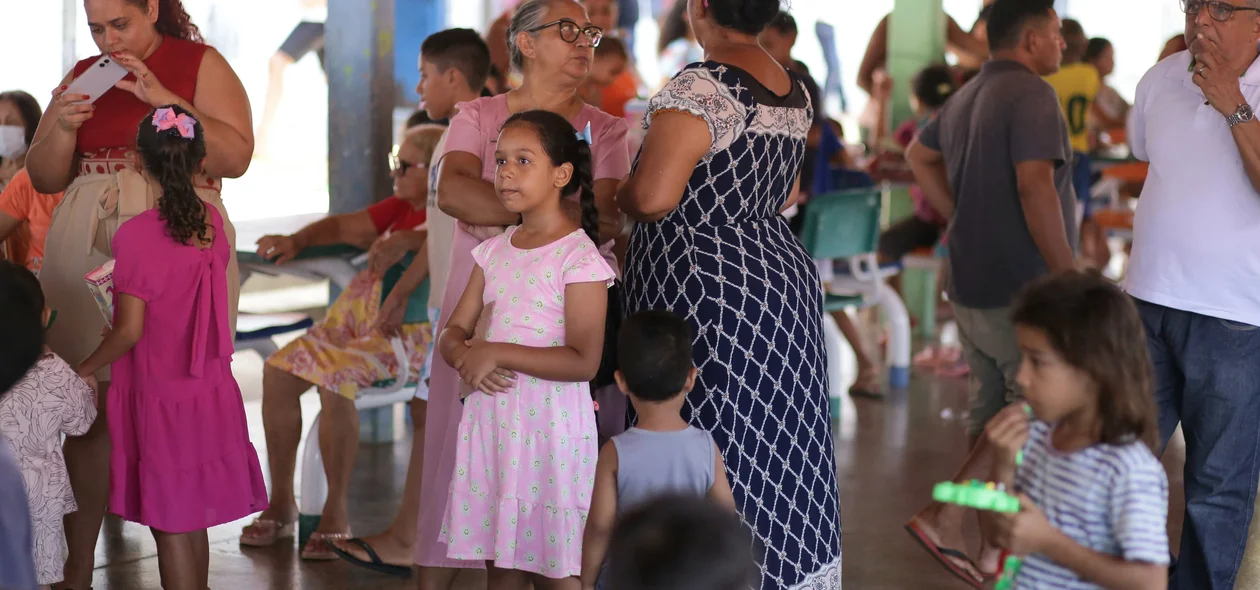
239, 517, 296, 547
302, 530, 353, 560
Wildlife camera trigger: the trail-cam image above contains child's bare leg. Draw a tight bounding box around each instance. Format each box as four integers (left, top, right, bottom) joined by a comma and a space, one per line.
531, 574, 581, 590
486, 564, 529, 590
191, 529, 210, 587
62, 386, 110, 588
910, 437, 996, 577
152, 528, 201, 590
830, 310, 879, 391
417, 566, 461, 590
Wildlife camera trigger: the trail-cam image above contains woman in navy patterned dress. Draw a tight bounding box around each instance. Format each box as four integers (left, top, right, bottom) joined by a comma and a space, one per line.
616, 0, 841, 587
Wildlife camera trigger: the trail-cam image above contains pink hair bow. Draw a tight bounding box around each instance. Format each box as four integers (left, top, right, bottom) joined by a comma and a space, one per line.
152, 107, 197, 140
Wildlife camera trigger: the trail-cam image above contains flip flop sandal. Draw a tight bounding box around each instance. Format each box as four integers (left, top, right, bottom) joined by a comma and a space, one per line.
301, 531, 352, 561
331, 538, 414, 578
904, 521, 986, 589
239, 517, 296, 547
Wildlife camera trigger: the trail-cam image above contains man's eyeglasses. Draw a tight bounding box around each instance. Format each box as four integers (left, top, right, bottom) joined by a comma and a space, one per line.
390, 153, 427, 175
529, 19, 603, 47
1181, 0, 1260, 22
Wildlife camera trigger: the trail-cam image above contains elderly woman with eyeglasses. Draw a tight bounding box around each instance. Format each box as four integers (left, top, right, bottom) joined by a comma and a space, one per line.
236, 123, 444, 559
412, 0, 630, 586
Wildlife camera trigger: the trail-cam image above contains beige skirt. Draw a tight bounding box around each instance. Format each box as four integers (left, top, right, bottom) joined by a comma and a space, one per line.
40, 149, 239, 380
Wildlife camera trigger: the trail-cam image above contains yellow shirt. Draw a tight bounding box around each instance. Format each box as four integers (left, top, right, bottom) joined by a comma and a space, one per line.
1044, 63, 1101, 152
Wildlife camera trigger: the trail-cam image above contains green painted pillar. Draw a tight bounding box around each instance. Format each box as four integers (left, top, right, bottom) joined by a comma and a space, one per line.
887, 0, 947, 338
887, 0, 946, 133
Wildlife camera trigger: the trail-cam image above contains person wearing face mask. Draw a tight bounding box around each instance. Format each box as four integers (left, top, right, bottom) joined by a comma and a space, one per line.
0, 91, 41, 190
0, 91, 67, 276
0, 91, 66, 276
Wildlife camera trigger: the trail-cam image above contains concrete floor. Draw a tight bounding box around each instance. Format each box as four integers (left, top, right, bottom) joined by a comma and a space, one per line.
81, 334, 1256, 589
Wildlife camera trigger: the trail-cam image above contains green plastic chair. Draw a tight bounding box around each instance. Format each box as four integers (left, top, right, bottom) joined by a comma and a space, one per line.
798, 185, 913, 417
799, 187, 883, 312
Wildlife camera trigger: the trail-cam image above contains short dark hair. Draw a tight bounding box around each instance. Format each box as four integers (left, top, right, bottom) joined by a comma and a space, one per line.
420, 28, 492, 92
986, 0, 1056, 52
606, 495, 757, 590
912, 64, 958, 110
708, 0, 782, 36
595, 35, 628, 61
766, 10, 797, 35
1011, 270, 1159, 451
1060, 18, 1087, 59
1084, 37, 1112, 63
616, 310, 694, 402
0, 260, 44, 394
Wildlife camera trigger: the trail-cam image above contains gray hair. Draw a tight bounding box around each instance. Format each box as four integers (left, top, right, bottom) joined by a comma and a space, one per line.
507, 0, 554, 72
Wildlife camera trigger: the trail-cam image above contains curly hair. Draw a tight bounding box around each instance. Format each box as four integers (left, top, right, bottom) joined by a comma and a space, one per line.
136, 104, 209, 245
126, 0, 203, 43
500, 110, 599, 245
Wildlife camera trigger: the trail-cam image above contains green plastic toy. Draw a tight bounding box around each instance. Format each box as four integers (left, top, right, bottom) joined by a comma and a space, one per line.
931, 480, 1020, 513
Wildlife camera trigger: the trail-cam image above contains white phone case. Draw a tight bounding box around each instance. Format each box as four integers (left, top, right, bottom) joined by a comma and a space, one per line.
66, 55, 128, 104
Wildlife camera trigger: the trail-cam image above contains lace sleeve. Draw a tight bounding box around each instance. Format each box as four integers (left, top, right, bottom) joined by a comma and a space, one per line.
644, 66, 746, 155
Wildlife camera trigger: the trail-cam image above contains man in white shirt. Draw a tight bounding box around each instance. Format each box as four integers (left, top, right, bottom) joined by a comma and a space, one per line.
1126, 1, 1260, 587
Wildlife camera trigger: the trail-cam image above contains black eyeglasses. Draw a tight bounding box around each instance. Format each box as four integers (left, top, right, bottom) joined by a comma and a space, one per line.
529, 19, 603, 47
1181, 0, 1260, 21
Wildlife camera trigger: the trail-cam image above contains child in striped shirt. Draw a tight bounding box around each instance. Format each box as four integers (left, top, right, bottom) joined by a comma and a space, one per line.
982, 270, 1169, 590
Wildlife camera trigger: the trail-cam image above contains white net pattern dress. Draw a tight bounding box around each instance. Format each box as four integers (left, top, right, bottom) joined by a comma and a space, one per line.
623, 62, 842, 589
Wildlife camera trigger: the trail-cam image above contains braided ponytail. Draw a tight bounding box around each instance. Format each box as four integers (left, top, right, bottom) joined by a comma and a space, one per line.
136, 104, 209, 245
568, 140, 600, 245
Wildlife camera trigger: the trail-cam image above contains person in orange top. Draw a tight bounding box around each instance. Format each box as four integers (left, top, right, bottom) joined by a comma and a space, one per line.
584, 0, 641, 118
0, 170, 64, 275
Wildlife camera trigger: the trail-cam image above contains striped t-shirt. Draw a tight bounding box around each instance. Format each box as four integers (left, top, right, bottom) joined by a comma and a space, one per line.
1012, 420, 1169, 589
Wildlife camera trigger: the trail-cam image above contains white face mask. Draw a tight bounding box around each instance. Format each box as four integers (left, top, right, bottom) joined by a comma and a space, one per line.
0, 126, 27, 160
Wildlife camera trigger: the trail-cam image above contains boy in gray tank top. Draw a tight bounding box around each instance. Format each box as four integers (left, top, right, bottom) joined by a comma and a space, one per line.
580, 311, 735, 589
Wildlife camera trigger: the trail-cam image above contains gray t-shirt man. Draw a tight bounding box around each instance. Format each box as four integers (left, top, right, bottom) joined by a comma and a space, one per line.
918, 59, 1078, 309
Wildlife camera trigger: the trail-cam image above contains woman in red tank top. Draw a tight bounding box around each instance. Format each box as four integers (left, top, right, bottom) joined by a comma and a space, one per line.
25, 1, 254, 587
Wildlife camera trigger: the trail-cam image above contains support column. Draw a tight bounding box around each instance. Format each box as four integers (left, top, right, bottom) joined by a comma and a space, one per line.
887, 0, 946, 337
887, 0, 946, 132
327, 0, 398, 443
327, 0, 397, 215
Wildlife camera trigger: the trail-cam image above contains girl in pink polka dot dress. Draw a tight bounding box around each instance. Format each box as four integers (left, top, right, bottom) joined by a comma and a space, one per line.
437, 110, 615, 586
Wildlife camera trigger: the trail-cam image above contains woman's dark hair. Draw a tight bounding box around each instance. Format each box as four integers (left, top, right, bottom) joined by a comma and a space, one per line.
658, 0, 690, 55
606, 495, 757, 590
766, 10, 797, 35
124, 0, 203, 43
0, 260, 44, 394
136, 104, 209, 245
1084, 37, 1113, 63
912, 64, 958, 110
707, 0, 782, 36
1011, 270, 1159, 451
617, 310, 694, 402
986, 0, 1055, 52
500, 110, 599, 245
0, 90, 42, 151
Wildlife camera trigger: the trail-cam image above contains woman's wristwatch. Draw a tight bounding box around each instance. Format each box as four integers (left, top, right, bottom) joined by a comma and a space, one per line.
1227, 103, 1255, 128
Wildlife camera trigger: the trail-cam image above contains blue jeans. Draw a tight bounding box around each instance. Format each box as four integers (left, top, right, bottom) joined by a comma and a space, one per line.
1073, 151, 1094, 219
1136, 298, 1260, 589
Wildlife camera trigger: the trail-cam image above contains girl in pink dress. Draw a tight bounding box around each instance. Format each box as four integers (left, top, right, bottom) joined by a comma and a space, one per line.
75, 105, 267, 589
438, 110, 614, 586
